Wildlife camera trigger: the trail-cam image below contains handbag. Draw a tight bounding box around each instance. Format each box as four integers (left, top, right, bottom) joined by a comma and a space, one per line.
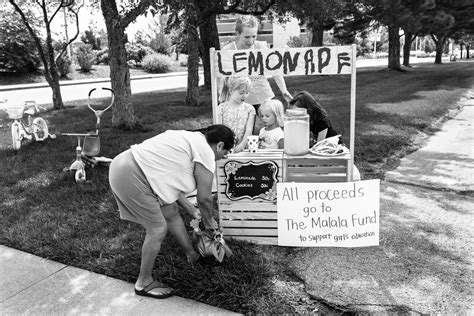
190, 219, 233, 263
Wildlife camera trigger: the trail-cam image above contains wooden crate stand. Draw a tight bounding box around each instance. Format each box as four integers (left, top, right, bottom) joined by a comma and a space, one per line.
216, 151, 351, 245
216, 151, 282, 245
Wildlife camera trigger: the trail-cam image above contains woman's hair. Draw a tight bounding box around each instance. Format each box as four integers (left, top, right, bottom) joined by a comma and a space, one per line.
235, 15, 259, 34
195, 124, 235, 150
289, 91, 328, 124
259, 99, 285, 127
227, 76, 252, 94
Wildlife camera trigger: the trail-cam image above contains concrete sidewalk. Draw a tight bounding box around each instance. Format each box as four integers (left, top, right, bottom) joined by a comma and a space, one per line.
384, 93, 473, 192
0, 245, 238, 315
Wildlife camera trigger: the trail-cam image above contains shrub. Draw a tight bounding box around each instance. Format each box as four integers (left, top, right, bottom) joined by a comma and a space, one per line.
56, 54, 72, 77
96, 48, 109, 65
126, 42, 155, 66
81, 28, 101, 50
142, 53, 173, 73
0, 10, 41, 72
75, 43, 96, 72
149, 33, 172, 55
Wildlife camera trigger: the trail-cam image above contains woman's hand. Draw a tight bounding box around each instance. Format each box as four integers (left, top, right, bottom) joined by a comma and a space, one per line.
188, 206, 202, 220
282, 91, 293, 103
177, 193, 202, 219
203, 216, 219, 231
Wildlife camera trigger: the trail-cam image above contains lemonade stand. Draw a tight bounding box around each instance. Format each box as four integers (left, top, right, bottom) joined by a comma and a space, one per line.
210, 45, 379, 246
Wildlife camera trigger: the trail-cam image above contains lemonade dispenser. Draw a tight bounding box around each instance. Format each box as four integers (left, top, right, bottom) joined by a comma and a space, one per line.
284, 108, 309, 155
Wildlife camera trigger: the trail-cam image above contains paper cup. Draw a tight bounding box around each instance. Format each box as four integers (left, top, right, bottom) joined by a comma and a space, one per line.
247, 135, 259, 153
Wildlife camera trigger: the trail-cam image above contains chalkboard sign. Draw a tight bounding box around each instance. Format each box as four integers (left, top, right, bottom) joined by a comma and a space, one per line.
224, 160, 279, 201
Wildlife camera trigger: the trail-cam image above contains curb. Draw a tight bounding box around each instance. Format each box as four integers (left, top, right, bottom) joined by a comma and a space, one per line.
0, 70, 203, 92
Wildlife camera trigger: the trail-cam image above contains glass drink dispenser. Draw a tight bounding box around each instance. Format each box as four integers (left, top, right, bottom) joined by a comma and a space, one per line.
284, 108, 309, 155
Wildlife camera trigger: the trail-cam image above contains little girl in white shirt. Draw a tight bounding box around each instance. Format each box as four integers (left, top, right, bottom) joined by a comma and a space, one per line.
258, 99, 285, 149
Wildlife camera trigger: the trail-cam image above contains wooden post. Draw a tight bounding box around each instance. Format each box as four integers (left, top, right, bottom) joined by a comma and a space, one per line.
349, 44, 357, 181
210, 47, 218, 124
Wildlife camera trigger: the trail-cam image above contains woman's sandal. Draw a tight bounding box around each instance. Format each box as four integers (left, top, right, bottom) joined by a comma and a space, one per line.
134, 280, 175, 299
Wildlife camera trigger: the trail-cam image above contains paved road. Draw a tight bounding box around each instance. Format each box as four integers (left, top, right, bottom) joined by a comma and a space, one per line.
0, 57, 449, 109
0, 72, 205, 109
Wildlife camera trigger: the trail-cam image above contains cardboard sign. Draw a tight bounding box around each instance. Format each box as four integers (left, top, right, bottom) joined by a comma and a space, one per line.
277, 180, 380, 247
214, 46, 353, 77
224, 160, 279, 201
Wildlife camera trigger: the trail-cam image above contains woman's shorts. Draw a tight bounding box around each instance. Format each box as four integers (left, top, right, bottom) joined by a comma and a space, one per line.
109, 149, 166, 227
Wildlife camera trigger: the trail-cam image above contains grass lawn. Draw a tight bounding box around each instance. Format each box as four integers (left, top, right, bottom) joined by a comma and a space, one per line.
0, 60, 473, 313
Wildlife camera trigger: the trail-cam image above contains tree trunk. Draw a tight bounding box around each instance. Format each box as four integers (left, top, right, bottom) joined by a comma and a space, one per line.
467, 45, 470, 59
186, 14, 200, 107
387, 24, 402, 71
101, 1, 141, 130
199, 14, 220, 89
45, 13, 64, 110
402, 31, 413, 67
310, 21, 324, 47
46, 51, 64, 110
45, 73, 64, 110
459, 43, 463, 59
431, 34, 445, 64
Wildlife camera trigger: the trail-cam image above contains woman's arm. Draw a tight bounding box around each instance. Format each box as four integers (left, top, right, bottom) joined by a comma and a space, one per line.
273, 75, 292, 103
177, 192, 201, 219
194, 162, 218, 230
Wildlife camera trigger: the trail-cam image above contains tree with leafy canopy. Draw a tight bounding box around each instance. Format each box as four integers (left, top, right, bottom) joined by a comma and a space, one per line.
0, 8, 41, 72
455, 34, 473, 59
422, 0, 474, 63
362, 0, 420, 71
399, 0, 436, 67
8, 0, 83, 110
335, 0, 439, 71
100, 0, 160, 130
272, 0, 345, 47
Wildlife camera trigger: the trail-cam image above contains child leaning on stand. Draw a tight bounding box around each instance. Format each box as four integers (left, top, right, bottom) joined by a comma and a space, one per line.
216, 76, 256, 153
258, 99, 285, 149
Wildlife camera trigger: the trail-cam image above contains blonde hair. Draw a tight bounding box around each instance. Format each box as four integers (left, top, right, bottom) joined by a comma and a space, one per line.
235, 15, 259, 34
259, 99, 285, 127
227, 76, 252, 93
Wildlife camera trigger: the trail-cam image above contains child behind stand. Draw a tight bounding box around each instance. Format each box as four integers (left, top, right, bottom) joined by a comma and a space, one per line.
258, 99, 284, 149
217, 76, 255, 153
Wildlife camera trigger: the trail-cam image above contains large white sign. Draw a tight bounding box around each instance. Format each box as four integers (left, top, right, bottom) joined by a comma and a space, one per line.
277, 180, 380, 247
214, 46, 353, 77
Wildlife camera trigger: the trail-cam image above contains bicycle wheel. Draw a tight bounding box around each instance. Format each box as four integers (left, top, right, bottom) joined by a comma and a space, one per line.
32, 117, 48, 141
11, 122, 22, 150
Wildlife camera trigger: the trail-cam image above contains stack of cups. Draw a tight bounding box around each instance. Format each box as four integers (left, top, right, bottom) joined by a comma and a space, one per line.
247, 135, 259, 153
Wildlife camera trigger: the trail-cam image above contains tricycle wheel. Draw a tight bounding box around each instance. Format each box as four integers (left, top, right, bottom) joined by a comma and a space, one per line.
11, 123, 22, 150
75, 169, 86, 183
